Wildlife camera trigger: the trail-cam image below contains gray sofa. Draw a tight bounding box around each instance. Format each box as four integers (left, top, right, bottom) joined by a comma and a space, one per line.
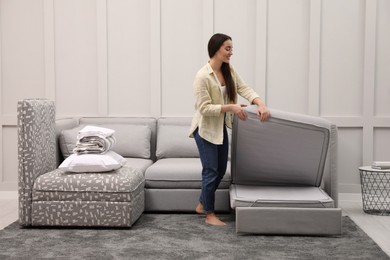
17, 99, 230, 227
18, 99, 340, 235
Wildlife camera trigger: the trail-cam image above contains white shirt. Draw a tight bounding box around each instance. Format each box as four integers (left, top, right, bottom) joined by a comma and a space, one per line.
220, 86, 227, 104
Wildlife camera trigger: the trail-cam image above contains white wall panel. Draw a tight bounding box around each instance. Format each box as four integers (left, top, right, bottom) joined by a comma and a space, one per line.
1, 127, 17, 186
215, 0, 257, 105
338, 128, 363, 192
107, 0, 151, 116
54, 0, 99, 116
1, 0, 390, 193
0, 0, 45, 115
375, 0, 390, 116
160, 0, 205, 116
320, 0, 364, 116
266, 0, 309, 114
374, 128, 390, 161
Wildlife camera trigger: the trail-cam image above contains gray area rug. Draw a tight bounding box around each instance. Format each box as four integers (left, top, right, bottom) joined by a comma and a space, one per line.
0, 214, 389, 260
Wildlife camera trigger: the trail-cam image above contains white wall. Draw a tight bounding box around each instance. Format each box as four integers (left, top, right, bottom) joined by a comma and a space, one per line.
0, 0, 389, 192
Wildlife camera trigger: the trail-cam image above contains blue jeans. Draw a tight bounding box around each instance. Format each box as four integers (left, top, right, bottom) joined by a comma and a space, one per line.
193, 126, 229, 213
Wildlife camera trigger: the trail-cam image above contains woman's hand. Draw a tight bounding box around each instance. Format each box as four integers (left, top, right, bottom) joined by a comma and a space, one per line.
222, 104, 248, 121
251, 97, 270, 122
257, 104, 270, 122
233, 104, 248, 121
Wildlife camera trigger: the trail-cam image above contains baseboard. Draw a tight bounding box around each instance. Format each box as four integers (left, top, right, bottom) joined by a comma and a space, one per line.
339, 193, 362, 202
338, 183, 361, 194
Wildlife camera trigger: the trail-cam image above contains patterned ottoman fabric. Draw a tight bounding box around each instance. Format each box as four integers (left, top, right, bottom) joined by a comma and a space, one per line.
31, 196, 144, 227
17, 99, 57, 226
33, 166, 144, 201
32, 166, 145, 227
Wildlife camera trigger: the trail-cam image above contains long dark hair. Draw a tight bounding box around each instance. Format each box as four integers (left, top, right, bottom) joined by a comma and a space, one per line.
208, 33, 236, 103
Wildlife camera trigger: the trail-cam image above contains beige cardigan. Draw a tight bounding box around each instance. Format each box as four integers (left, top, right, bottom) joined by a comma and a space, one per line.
189, 63, 260, 145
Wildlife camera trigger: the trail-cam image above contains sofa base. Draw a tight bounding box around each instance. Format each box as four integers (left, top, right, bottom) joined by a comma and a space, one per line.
31, 191, 144, 227
145, 189, 230, 212
236, 207, 342, 235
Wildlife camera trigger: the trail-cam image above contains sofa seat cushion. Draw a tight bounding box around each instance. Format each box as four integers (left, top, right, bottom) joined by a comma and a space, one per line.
145, 158, 231, 189
33, 166, 144, 202
125, 158, 153, 173
230, 185, 334, 208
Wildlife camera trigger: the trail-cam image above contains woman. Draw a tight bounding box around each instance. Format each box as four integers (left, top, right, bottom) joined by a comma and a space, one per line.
189, 33, 270, 226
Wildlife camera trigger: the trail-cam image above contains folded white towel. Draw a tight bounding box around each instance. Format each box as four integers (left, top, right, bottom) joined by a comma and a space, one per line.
372, 161, 390, 169
77, 125, 115, 139
73, 135, 116, 155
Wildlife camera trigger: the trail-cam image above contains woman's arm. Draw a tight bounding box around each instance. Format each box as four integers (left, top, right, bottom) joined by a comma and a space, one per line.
230, 66, 270, 121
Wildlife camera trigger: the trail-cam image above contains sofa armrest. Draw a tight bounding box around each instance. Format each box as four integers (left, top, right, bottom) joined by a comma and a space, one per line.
322, 124, 339, 207
17, 99, 57, 226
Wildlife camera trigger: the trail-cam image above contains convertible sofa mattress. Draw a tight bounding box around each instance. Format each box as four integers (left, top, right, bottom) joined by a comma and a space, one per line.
230, 185, 335, 208
230, 106, 341, 235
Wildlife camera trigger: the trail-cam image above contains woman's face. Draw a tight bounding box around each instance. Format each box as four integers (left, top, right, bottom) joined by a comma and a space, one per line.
215, 40, 233, 63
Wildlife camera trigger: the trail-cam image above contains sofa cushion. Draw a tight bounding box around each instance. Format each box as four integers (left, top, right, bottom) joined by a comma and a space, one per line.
59, 124, 152, 159
156, 118, 199, 159
59, 125, 83, 158
58, 151, 127, 173
125, 158, 154, 173
145, 158, 231, 189
230, 185, 335, 208
232, 107, 331, 187
33, 166, 144, 202
79, 117, 157, 160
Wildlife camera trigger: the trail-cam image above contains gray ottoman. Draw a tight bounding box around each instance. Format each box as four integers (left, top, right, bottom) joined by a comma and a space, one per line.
31, 166, 145, 227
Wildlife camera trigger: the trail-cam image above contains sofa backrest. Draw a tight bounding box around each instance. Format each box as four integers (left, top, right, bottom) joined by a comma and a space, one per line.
56, 117, 201, 162
231, 106, 331, 187
156, 117, 199, 159
55, 117, 79, 165
56, 117, 157, 161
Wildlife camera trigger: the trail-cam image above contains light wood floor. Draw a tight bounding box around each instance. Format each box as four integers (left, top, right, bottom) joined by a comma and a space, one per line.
0, 192, 389, 257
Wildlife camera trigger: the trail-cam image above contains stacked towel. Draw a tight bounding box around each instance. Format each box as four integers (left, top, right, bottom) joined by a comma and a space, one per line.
58, 125, 127, 173
73, 126, 116, 155
372, 161, 390, 170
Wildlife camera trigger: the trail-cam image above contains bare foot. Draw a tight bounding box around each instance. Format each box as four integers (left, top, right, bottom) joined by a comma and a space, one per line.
195, 202, 205, 214
205, 213, 226, 226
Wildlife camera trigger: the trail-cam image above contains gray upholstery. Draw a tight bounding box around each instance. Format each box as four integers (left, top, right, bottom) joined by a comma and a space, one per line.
18, 99, 339, 231
17, 99, 57, 226
156, 117, 199, 159
30, 167, 144, 227
55, 118, 79, 165
145, 189, 229, 212
18, 99, 231, 225
60, 124, 152, 159
18, 100, 145, 227
236, 207, 342, 235
230, 185, 334, 208
145, 117, 231, 212
31, 200, 144, 227
231, 106, 341, 235
145, 158, 231, 189
231, 107, 330, 187
125, 158, 154, 173
79, 117, 157, 161
33, 167, 144, 197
